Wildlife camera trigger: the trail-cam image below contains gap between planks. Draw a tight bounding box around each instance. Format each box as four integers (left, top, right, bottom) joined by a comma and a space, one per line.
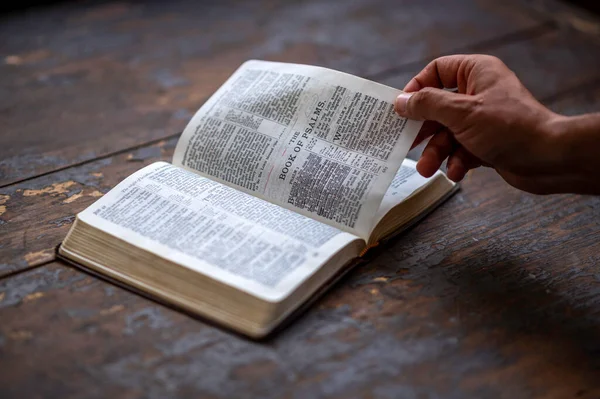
4, 71, 600, 281
540, 75, 600, 104
0, 21, 559, 190
0, 133, 182, 189
5, 19, 600, 279
0, 259, 54, 281
367, 21, 558, 81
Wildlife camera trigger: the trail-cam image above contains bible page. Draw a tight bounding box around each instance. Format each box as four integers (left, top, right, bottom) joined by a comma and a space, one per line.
374, 159, 443, 224
173, 60, 422, 239
78, 162, 362, 301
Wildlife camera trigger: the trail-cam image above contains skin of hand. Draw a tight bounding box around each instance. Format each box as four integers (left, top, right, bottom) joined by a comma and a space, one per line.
394, 54, 600, 195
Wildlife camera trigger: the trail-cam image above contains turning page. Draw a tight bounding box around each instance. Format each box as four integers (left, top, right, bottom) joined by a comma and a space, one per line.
173, 60, 422, 239
77, 162, 361, 301
375, 159, 442, 223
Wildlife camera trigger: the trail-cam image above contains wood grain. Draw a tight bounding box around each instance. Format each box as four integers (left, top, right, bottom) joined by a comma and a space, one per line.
2, 1, 600, 396
379, 27, 600, 102
549, 83, 600, 115
0, 138, 177, 276
2, 166, 600, 398
3, 21, 600, 278
0, 0, 547, 186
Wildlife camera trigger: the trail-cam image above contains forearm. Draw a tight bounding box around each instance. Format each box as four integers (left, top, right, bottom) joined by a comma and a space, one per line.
551, 112, 600, 194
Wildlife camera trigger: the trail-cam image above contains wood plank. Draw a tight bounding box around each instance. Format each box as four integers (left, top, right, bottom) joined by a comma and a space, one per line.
548, 83, 600, 115
380, 26, 600, 102
529, 0, 600, 32
3, 21, 600, 278
0, 138, 178, 276
2, 166, 600, 398
0, 0, 548, 186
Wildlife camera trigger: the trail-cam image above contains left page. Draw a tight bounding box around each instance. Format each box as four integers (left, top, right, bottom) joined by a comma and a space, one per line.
77, 162, 362, 302
173, 60, 422, 240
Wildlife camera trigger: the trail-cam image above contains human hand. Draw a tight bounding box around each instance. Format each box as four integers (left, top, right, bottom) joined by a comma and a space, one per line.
394, 54, 570, 194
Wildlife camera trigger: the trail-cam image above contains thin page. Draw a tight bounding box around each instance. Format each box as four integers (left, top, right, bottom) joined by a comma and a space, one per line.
78, 162, 361, 302
173, 60, 422, 240
374, 159, 442, 224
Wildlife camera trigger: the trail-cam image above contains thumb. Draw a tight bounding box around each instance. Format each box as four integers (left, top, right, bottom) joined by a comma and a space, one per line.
394, 87, 478, 129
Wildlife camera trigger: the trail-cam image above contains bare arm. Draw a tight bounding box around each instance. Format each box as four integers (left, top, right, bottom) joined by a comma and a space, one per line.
394, 54, 600, 195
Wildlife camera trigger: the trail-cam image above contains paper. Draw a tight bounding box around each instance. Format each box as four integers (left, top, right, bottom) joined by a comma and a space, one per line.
173, 60, 422, 239
79, 162, 360, 301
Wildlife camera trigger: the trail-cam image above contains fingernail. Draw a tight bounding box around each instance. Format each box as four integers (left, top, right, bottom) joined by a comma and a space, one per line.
395, 92, 412, 115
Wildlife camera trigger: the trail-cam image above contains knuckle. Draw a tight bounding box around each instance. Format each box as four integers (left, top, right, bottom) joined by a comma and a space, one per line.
462, 95, 485, 116
479, 55, 513, 75
483, 55, 502, 64
450, 95, 485, 130
423, 61, 438, 75
409, 88, 435, 117
415, 87, 436, 102
476, 54, 503, 67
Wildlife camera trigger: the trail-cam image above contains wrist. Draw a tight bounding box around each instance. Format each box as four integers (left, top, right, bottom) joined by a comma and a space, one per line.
547, 112, 600, 193
543, 113, 572, 173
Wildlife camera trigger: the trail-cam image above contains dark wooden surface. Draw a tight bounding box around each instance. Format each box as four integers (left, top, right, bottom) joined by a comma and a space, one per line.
0, 0, 545, 187
1, 0, 600, 398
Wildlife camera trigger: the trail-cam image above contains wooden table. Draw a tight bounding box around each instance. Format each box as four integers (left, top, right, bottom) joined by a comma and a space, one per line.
2, 0, 600, 397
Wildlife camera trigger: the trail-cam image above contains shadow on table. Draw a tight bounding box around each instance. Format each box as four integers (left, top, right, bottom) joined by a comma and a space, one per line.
440, 247, 600, 391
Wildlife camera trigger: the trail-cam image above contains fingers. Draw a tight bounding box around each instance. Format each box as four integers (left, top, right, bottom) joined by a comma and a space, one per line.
403, 55, 473, 92
395, 88, 480, 130
417, 132, 483, 181
401, 54, 493, 179
447, 147, 481, 182
416, 128, 454, 178
410, 121, 443, 150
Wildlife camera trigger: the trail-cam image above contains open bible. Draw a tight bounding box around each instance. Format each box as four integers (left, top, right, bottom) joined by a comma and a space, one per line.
59, 60, 457, 338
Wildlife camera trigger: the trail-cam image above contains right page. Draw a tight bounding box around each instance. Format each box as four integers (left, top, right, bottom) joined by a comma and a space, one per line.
374, 159, 443, 224
173, 60, 422, 240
